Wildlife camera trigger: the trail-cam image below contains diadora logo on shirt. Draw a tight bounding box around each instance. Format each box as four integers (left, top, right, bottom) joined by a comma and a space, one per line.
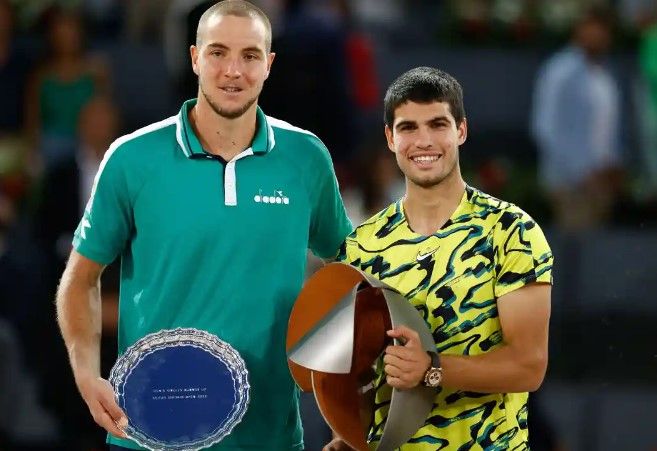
253, 189, 290, 205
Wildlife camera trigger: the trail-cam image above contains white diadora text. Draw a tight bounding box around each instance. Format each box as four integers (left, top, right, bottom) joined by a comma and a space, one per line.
254, 189, 290, 205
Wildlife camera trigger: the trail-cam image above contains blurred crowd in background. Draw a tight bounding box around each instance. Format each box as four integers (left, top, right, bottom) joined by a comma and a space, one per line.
1, 0, 657, 450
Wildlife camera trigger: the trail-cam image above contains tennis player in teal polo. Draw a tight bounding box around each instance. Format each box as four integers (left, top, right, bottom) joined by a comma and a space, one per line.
55, 1, 352, 450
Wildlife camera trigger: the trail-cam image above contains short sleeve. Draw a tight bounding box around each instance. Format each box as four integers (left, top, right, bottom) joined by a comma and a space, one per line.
307, 138, 353, 259
336, 232, 360, 265
494, 210, 553, 299
72, 145, 133, 265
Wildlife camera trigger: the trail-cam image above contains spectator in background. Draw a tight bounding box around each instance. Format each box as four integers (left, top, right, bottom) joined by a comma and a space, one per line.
341, 136, 404, 225
124, 0, 173, 44
531, 7, 623, 230
350, 0, 402, 31
0, 0, 34, 248
0, 0, 31, 136
0, 6, 52, 434
0, 317, 59, 450
0, 51, 61, 447
81, 0, 125, 40
31, 95, 122, 451
636, 8, 657, 199
25, 6, 110, 172
335, 0, 380, 132
258, 0, 357, 175
35, 96, 120, 269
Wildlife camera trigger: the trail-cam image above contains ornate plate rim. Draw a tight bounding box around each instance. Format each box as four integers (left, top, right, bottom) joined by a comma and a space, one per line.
109, 328, 250, 451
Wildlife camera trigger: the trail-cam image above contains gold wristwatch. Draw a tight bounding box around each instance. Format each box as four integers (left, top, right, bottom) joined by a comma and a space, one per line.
423, 351, 443, 388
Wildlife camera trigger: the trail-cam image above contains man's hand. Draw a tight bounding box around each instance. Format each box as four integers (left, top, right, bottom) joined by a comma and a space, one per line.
323, 437, 355, 451
383, 325, 431, 390
77, 374, 128, 438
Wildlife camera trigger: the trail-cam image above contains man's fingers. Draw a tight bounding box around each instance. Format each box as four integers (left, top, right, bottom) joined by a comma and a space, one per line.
91, 403, 127, 438
78, 376, 129, 438
100, 396, 126, 425
384, 345, 413, 360
384, 363, 403, 378
386, 375, 405, 389
383, 353, 414, 372
384, 361, 418, 383
383, 352, 400, 365
95, 378, 128, 436
383, 341, 430, 389
386, 325, 420, 346
97, 380, 127, 425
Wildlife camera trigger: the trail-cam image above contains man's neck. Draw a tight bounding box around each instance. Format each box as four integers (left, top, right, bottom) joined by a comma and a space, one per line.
190, 98, 258, 161
403, 173, 466, 236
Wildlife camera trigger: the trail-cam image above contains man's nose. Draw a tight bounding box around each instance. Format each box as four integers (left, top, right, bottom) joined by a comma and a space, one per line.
415, 128, 433, 149
224, 58, 242, 78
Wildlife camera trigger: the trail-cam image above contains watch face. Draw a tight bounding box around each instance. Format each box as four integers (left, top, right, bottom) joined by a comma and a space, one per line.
425, 368, 442, 387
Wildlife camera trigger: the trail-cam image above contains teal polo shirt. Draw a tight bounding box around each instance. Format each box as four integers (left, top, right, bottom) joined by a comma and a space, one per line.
73, 99, 352, 450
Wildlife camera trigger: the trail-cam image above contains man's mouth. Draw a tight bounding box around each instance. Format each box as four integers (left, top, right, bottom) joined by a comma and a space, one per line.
410, 155, 442, 164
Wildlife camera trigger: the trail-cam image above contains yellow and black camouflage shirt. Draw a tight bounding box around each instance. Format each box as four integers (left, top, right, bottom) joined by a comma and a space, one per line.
338, 185, 553, 450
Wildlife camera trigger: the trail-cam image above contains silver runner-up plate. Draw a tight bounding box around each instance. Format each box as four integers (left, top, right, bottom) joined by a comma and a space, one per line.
109, 328, 250, 451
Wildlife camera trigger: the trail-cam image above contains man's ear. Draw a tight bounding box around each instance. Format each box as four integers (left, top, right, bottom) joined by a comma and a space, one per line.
385, 125, 395, 153
264, 52, 276, 79
457, 117, 468, 146
190, 45, 199, 76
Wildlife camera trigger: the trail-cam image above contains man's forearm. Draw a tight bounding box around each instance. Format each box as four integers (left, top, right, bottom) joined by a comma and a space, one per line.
440, 344, 547, 393
56, 270, 103, 381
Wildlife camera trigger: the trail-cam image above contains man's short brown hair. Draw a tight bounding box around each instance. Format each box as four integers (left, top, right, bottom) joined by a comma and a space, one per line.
196, 0, 272, 52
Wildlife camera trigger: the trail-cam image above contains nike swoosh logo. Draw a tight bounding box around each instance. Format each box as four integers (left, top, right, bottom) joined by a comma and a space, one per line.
416, 248, 438, 261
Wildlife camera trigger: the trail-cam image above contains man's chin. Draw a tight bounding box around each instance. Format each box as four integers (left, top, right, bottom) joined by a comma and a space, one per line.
202, 89, 258, 120
410, 175, 445, 189
217, 107, 249, 120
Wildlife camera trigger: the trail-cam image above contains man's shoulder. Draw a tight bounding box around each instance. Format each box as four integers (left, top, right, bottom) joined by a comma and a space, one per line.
101, 116, 182, 175
267, 115, 317, 137
467, 186, 533, 226
349, 202, 402, 242
467, 186, 509, 209
109, 115, 179, 156
265, 115, 338, 178
266, 115, 325, 151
